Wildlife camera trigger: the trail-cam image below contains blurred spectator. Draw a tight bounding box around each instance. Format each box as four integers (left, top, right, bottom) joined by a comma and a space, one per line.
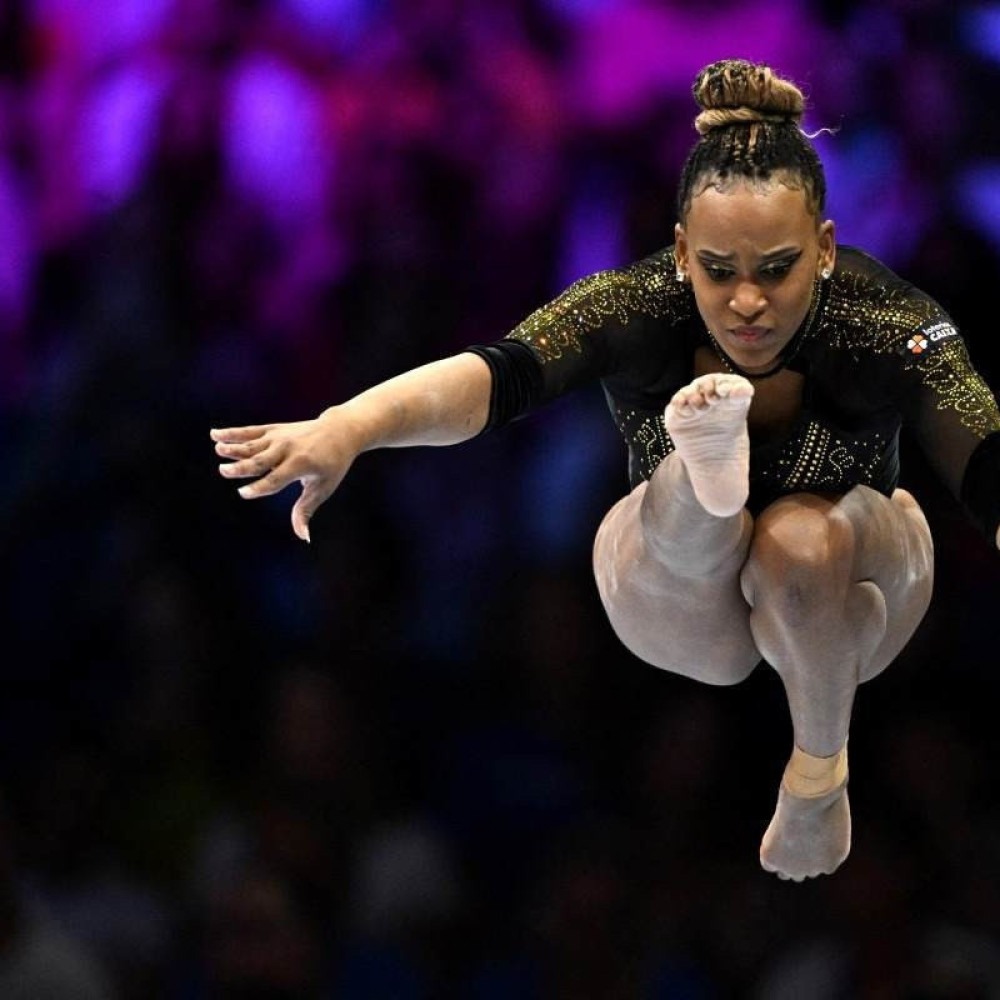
13, 746, 174, 996
753, 830, 1000, 998
1, 794, 116, 999
192, 862, 325, 999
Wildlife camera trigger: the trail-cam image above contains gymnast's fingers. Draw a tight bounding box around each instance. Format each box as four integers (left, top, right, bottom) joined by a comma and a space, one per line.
214, 437, 270, 460
210, 424, 271, 444
218, 444, 283, 482
237, 465, 298, 499
291, 479, 336, 543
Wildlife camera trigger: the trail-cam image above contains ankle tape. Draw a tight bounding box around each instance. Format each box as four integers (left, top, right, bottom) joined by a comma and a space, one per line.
782, 744, 848, 798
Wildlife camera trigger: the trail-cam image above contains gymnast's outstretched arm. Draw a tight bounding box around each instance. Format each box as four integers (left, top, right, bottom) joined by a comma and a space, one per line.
211, 352, 492, 541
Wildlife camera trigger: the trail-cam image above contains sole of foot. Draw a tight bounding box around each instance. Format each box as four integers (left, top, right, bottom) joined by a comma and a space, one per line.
664, 373, 754, 518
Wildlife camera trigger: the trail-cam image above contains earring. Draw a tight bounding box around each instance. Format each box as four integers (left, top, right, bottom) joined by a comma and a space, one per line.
676, 270, 687, 283
821, 267, 832, 280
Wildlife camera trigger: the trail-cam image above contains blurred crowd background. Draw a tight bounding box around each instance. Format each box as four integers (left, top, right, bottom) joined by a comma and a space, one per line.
5, 0, 1000, 996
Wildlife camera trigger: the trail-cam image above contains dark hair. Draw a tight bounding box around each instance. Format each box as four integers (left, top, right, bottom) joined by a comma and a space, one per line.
676, 59, 827, 222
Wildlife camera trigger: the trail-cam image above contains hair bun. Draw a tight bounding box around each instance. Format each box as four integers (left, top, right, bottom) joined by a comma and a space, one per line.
692, 59, 804, 136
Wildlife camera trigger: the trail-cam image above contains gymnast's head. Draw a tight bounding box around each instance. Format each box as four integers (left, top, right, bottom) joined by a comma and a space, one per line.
676, 58, 827, 225
672, 59, 836, 375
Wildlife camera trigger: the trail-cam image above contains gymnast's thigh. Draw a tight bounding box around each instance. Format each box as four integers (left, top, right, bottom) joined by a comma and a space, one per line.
592, 483, 760, 685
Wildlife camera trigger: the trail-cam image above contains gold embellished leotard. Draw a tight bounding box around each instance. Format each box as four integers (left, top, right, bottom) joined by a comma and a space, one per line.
466, 245, 1000, 541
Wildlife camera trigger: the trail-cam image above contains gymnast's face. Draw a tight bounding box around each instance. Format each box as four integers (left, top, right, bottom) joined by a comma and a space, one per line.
674, 178, 835, 375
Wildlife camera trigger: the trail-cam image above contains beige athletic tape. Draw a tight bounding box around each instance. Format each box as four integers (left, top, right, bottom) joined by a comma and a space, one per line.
782, 744, 848, 799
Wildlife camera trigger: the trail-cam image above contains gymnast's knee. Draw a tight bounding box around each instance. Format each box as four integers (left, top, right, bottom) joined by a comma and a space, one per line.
740, 497, 854, 618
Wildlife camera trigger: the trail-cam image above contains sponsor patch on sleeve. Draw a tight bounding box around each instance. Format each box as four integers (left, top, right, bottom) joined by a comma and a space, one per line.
901, 320, 958, 356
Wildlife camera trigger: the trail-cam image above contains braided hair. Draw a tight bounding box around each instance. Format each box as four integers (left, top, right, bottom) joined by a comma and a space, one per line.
677, 59, 827, 222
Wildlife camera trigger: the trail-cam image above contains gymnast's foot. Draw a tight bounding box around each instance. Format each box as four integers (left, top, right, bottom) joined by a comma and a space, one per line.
759, 775, 851, 882
664, 373, 754, 517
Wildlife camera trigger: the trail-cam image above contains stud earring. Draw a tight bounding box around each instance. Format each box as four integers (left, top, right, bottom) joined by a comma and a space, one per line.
676, 270, 687, 283
821, 267, 832, 280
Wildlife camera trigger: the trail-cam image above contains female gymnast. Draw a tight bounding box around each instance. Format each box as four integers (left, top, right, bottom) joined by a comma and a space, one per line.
211, 59, 1000, 881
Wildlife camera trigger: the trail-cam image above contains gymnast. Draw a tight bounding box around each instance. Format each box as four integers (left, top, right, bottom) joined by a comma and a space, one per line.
212, 58, 1000, 881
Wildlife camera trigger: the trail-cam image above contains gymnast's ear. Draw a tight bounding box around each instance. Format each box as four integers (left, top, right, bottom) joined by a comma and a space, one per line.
674, 222, 689, 277
817, 219, 835, 277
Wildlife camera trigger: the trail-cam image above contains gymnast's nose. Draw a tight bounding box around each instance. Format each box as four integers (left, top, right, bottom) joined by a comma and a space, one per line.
729, 281, 766, 319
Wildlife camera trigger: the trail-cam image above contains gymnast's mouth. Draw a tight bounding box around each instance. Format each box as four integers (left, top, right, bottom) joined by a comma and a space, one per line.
729, 325, 771, 344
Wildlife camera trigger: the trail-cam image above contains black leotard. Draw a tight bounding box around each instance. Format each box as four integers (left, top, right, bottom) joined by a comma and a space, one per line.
467, 245, 1000, 541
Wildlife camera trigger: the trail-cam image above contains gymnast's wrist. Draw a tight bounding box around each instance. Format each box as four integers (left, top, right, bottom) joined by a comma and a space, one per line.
317, 403, 371, 456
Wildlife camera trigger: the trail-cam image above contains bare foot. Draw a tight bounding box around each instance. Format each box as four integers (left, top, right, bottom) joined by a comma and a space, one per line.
759, 780, 851, 881
664, 373, 754, 517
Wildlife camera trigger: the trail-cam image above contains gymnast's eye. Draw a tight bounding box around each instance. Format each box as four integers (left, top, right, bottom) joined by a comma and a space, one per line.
702, 263, 733, 282
760, 255, 800, 280
761, 263, 791, 278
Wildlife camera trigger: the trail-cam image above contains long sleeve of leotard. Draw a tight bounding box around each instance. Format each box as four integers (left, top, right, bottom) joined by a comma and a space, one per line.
824, 254, 1000, 540
892, 327, 1000, 538
465, 248, 693, 427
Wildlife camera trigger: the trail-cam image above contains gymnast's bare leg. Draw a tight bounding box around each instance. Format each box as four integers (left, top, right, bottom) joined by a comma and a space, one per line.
592, 373, 760, 687
592, 373, 934, 881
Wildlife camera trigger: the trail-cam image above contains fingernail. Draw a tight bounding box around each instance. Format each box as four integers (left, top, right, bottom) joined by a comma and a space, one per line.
238, 486, 251, 498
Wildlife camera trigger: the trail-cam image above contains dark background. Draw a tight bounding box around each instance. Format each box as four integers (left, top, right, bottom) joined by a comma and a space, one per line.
4, 0, 1000, 996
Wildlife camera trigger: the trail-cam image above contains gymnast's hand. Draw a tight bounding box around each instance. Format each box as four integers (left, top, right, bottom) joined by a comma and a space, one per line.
211, 409, 358, 542
212, 354, 493, 541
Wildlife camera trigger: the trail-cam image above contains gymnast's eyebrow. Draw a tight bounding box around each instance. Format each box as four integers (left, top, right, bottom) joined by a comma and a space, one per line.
697, 246, 802, 262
